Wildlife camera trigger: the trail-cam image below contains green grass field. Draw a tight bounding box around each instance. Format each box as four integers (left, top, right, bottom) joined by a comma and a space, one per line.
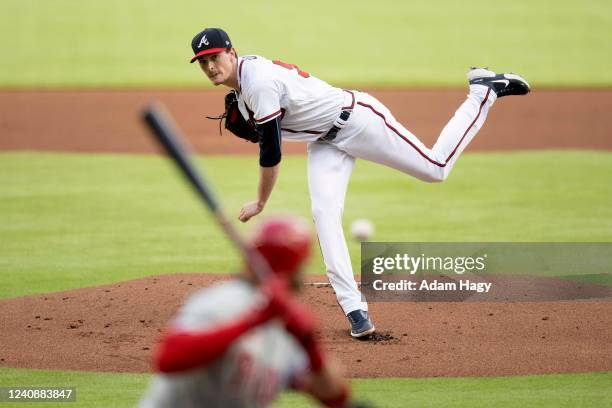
1, 151, 611, 406
0, 368, 610, 408
2, 151, 611, 299
1, 0, 611, 88
0, 368, 612, 408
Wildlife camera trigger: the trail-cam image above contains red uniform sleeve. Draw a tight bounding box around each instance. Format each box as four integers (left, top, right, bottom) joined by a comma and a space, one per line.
155, 304, 274, 373
281, 299, 326, 372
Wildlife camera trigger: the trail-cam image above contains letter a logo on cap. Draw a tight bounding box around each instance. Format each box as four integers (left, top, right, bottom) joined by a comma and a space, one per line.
198, 35, 210, 48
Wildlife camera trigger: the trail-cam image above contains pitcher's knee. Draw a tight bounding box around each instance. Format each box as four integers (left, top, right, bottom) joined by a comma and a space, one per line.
424, 168, 449, 183
311, 204, 343, 224
434, 170, 449, 182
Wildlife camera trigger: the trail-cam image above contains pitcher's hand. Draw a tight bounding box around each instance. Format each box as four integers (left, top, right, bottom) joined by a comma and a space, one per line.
239, 201, 263, 223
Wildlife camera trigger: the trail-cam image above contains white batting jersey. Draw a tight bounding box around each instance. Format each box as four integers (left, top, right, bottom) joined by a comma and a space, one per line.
139, 280, 308, 408
237, 55, 349, 141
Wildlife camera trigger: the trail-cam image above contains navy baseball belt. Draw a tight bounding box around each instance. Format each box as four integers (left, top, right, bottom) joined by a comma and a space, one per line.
318, 90, 355, 142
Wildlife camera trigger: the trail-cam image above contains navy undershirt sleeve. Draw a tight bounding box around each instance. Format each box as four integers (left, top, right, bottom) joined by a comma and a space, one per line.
258, 116, 282, 167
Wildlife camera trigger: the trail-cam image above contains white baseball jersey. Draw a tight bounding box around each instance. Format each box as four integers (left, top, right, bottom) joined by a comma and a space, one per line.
236, 55, 348, 141
139, 280, 308, 408
229, 54, 499, 319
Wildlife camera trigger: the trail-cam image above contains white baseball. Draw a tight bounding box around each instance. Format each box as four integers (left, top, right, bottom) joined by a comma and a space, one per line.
350, 219, 374, 241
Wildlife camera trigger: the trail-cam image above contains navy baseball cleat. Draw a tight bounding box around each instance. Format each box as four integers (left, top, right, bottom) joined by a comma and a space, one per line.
467, 67, 530, 98
347, 310, 375, 338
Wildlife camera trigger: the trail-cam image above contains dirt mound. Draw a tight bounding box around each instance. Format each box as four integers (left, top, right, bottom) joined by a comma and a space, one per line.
0, 274, 610, 378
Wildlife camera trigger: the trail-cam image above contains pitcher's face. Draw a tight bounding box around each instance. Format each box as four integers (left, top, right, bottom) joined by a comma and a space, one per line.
198, 49, 236, 86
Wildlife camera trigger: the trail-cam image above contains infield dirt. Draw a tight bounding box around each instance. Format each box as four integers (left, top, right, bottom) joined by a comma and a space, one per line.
0, 274, 611, 378
1, 90, 611, 153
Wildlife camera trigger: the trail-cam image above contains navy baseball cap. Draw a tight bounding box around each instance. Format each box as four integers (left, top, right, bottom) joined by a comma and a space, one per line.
190, 28, 232, 63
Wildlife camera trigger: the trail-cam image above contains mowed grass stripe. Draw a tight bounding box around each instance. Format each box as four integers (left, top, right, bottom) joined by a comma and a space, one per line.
0, 0, 610, 87
1, 151, 611, 299
0, 368, 610, 408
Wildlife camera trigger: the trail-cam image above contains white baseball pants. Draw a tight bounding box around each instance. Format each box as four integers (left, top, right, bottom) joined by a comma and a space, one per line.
307, 85, 496, 315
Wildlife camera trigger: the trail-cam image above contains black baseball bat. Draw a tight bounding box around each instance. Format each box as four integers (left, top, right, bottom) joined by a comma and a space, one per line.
142, 102, 271, 282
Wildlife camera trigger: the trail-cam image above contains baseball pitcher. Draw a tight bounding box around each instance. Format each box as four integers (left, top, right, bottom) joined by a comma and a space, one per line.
189, 28, 530, 338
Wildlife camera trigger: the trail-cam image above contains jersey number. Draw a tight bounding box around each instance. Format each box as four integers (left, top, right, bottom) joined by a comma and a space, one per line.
272, 60, 310, 78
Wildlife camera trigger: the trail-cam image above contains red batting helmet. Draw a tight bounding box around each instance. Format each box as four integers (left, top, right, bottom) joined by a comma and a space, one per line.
251, 215, 312, 277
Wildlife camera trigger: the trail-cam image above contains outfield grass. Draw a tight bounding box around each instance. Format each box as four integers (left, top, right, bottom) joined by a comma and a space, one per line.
0, 368, 610, 408
0, 0, 610, 88
1, 151, 610, 407
1, 151, 611, 299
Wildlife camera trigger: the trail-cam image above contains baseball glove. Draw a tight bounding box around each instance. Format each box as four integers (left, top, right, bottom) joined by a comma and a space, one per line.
207, 91, 260, 143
